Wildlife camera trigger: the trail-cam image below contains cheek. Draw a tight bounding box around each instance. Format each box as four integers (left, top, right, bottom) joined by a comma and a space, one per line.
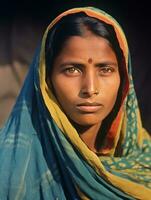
104, 76, 120, 106
51, 77, 76, 109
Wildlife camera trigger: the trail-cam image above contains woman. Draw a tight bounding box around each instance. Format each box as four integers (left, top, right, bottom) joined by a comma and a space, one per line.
0, 7, 151, 200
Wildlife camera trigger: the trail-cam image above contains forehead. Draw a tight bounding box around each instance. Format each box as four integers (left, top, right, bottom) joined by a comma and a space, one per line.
55, 35, 117, 62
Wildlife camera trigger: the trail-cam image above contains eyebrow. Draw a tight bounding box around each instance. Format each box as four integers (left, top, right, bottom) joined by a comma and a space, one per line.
59, 61, 118, 68
95, 62, 118, 68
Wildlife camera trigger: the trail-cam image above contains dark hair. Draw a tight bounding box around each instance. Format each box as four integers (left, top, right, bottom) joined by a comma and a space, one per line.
45, 12, 123, 73
45, 12, 125, 149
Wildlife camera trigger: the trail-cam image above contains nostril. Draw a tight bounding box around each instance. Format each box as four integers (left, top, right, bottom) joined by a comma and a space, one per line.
81, 88, 99, 97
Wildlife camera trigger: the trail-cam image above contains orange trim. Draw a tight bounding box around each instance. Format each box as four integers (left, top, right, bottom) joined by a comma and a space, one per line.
102, 108, 123, 154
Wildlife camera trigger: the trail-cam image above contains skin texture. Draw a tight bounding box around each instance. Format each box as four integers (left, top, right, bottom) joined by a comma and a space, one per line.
50, 33, 120, 151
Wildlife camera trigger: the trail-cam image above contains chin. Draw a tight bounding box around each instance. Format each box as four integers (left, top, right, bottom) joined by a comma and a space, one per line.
73, 116, 102, 126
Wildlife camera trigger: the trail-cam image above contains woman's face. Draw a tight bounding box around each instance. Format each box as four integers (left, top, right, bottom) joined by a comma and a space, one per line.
50, 33, 120, 126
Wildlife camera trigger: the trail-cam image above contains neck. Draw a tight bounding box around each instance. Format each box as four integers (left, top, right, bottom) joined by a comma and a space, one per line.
73, 122, 102, 152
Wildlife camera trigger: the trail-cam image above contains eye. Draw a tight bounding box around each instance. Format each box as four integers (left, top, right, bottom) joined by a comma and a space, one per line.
99, 66, 116, 76
63, 66, 81, 76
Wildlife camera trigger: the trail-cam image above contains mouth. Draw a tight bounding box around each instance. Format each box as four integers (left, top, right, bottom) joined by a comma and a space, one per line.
76, 102, 103, 113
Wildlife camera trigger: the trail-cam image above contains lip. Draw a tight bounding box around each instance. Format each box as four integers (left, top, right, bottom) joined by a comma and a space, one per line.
76, 102, 103, 113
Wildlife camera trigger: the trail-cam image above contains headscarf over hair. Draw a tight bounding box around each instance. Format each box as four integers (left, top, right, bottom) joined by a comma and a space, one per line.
0, 7, 151, 200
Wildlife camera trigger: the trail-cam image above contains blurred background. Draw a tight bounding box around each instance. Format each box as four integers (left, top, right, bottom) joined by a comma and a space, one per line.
0, 0, 151, 133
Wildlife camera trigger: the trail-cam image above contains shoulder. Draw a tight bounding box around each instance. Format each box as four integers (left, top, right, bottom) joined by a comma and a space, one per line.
0, 127, 48, 197
0, 128, 33, 197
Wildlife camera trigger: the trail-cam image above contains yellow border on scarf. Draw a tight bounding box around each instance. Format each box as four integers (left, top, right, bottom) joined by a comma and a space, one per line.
39, 7, 151, 200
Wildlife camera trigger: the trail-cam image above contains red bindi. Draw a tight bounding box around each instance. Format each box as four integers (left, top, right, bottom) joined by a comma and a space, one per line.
88, 58, 93, 64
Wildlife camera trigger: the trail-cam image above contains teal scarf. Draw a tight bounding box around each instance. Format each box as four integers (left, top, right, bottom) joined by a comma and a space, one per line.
0, 48, 133, 200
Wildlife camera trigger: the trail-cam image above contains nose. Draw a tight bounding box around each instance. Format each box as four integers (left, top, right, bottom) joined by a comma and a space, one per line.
80, 70, 100, 97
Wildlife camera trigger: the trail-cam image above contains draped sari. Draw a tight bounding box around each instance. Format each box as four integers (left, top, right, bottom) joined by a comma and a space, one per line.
0, 7, 151, 200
